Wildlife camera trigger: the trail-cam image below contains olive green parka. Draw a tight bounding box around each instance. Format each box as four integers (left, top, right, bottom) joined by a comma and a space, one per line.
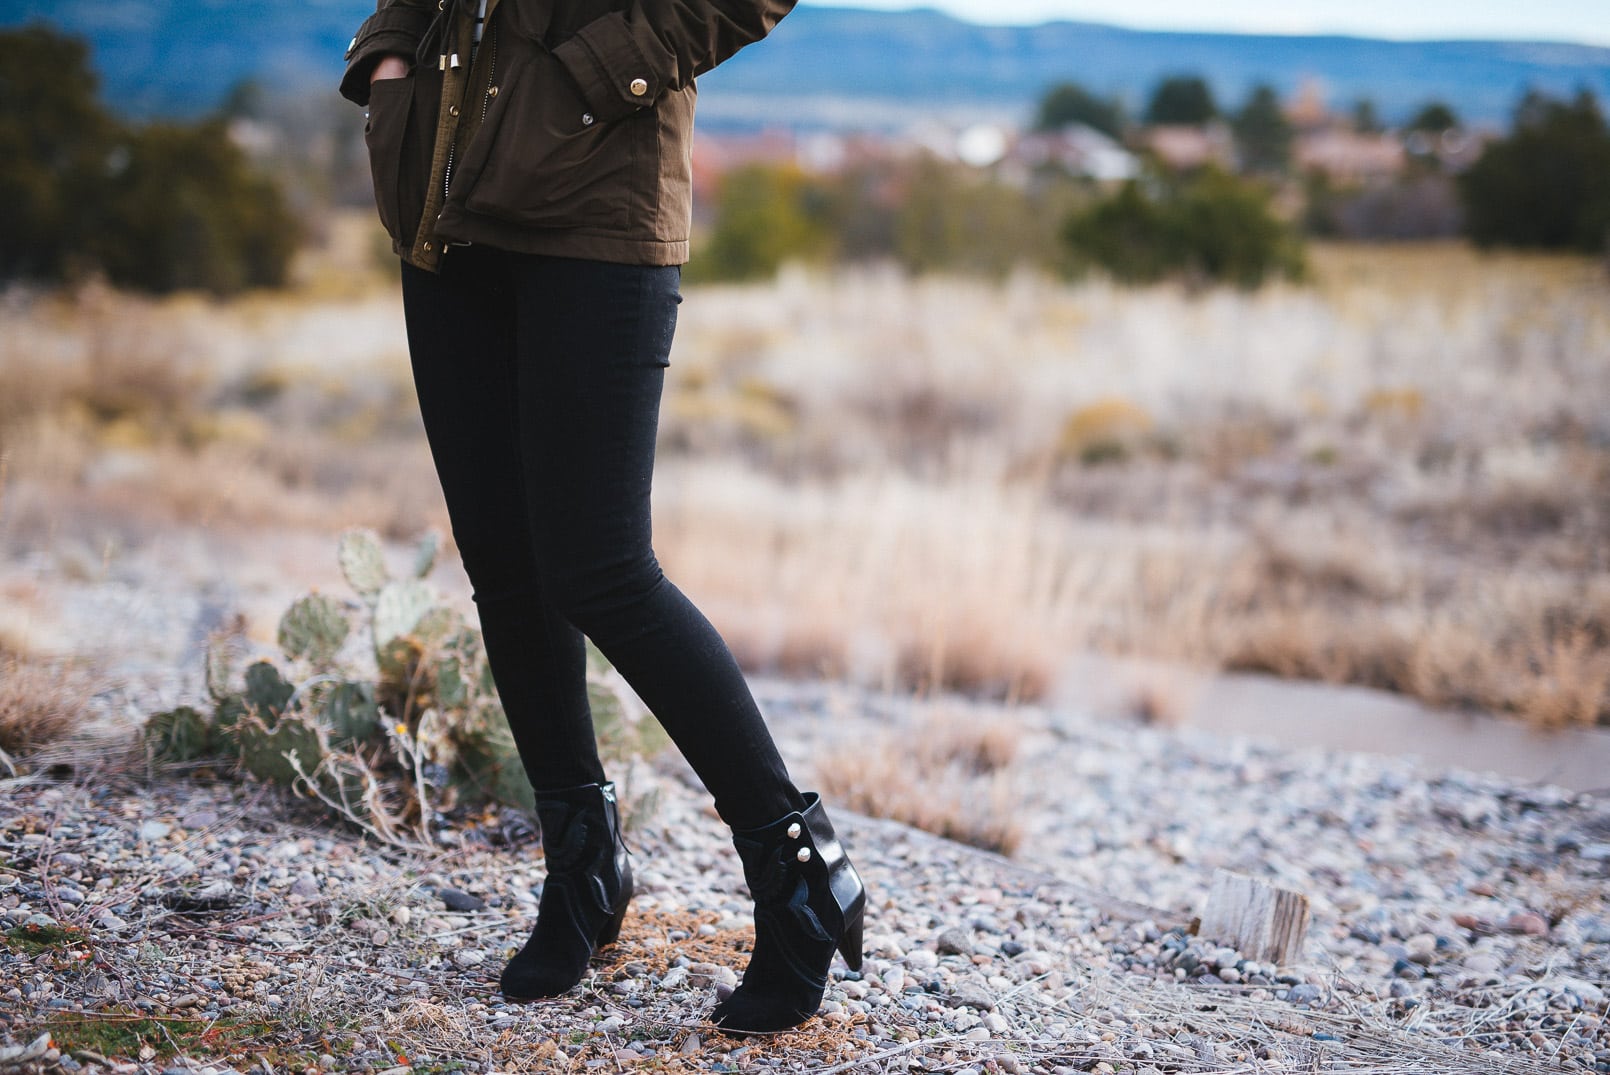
340, 0, 796, 270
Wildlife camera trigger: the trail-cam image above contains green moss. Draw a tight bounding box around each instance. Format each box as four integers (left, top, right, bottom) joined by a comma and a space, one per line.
3, 921, 89, 955
41, 1011, 344, 1064
38, 1012, 196, 1059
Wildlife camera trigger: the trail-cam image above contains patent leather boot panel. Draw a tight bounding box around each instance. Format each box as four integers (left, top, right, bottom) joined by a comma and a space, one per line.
712, 793, 866, 1034
500, 781, 633, 1001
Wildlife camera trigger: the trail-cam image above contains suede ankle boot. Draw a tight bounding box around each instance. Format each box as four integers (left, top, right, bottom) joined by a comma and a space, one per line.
500, 781, 633, 1001
712, 793, 865, 1034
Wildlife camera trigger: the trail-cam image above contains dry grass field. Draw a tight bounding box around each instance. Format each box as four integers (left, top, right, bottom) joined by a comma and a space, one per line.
1, 229, 1607, 747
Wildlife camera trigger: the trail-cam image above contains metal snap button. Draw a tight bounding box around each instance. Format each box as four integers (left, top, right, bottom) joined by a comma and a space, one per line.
796, 847, 812, 863
582, 112, 595, 126
629, 77, 648, 96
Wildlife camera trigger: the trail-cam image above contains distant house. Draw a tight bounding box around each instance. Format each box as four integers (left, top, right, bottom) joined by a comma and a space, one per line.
1294, 129, 1405, 183
1137, 123, 1235, 170
1009, 124, 1139, 182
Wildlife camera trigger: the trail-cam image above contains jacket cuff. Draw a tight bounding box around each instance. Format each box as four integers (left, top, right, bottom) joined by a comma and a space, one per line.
339, 8, 435, 105
551, 12, 664, 124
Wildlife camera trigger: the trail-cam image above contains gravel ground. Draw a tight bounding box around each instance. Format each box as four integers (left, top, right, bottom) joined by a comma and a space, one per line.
2, 675, 1607, 1075
2, 536, 1607, 1073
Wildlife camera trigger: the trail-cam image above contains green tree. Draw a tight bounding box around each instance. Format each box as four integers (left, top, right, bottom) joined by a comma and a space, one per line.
220, 78, 268, 122
686, 163, 833, 282
1232, 84, 1293, 174
0, 24, 300, 294
1351, 98, 1382, 134
1034, 81, 1125, 139
892, 156, 1051, 277
0, 24, 116, 281
97, 120, 301, 294
1061, 169, 1305, 288
1143, 75, 1218, 126
1459, 89, 1610, 251
1407, 101, 1460, 132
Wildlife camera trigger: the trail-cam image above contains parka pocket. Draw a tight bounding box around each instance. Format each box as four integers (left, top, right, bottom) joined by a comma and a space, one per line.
449, 30, 641, 233
364, 73, 438, 250
363, 77, 414, 243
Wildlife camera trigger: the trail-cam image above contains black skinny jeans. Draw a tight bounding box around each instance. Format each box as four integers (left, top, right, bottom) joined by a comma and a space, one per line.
400, 245, 802, 830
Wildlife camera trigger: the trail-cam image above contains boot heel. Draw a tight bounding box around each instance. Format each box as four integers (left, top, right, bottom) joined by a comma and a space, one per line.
596, 901, 628, 948
838, 907, 864, 972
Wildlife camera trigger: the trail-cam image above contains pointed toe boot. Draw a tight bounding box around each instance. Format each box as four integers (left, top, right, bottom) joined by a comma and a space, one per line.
712, 792, 866, 1034
500, 781, 633, 1001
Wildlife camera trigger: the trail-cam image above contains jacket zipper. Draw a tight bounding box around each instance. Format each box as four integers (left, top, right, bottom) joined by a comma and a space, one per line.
442, 25, 497, 203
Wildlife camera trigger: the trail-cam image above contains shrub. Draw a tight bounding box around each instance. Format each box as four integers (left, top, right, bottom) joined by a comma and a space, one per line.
1459, 89, 1610, 252
0, 653, 100, 766
1061, 169, 1306, 288
688, 157, 1078, 281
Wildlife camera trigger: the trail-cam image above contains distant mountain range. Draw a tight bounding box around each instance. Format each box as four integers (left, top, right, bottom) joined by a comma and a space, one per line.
6, 2, 1608, 128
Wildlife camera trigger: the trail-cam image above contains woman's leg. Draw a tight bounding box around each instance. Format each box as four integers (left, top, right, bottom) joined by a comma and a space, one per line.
507, 254, 802, 831
399, 247, 606, 791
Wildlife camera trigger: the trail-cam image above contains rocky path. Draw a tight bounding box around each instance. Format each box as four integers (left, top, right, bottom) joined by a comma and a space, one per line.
2, 676, 1607, 1074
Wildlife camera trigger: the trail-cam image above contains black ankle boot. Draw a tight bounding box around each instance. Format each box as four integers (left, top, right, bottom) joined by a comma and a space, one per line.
711, 793, 866, 1034
500, 781, 633, 1001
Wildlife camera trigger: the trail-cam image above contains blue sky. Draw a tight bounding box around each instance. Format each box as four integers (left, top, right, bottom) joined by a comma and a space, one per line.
806, 0, 1610, 47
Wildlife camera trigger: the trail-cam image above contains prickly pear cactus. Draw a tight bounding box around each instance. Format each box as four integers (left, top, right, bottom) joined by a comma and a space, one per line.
435, 654, 471, 712
243, 660, 294, 720
374, 580, 436, 647
338, 528, 389, 601
322, 680, 380, 747
277, 593, 351, 667
412, 531, 440, 580
145, 706, 212, 762
451, 703, 535, 812
376, 636, 427, 721
205, 637, 235, 702
412, 605, 465, 648
213, 695, 248, 738
150, 529, 666, 845
236, 712, 327, 786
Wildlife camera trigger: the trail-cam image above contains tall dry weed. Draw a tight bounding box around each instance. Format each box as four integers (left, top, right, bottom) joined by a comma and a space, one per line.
0, 652, 99, 761
813, 705, 1025, 854
5, 241, 1608, 729
655, 245, 1610, 727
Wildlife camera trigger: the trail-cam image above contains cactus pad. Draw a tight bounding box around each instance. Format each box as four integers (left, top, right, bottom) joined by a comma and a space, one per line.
243, 660, 294, 719
373, 580, 437, 647
413, 531, 441, 580
338, 528, 389, 599
277, 593, 351, 666
204, 637, 235, 702
236, 713, 326, 785
145, 706, 212, 762
323, 680, 380, 747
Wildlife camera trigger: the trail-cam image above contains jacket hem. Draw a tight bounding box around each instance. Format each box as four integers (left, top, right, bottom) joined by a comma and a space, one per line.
413, 211, 689, 269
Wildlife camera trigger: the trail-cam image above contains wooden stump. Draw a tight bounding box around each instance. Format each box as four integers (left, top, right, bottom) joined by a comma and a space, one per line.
1197, 869, 1310, 968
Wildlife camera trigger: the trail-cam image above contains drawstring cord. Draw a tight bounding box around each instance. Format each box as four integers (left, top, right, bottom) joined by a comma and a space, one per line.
416, 0, 474, 71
